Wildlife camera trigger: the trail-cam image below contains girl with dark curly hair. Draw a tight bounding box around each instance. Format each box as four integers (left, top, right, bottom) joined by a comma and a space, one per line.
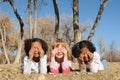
72, 40, 107, 73
23, 38, 48, 74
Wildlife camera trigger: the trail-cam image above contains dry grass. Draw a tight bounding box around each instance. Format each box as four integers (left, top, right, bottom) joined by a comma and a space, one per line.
0, 62, 120, 80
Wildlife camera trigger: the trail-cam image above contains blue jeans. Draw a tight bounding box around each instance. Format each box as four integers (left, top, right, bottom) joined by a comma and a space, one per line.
101, 59, 108, 69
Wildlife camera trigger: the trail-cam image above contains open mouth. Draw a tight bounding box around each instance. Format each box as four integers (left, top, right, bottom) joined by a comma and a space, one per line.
34, 52, 39, 57
56, 53, 64, 58
56, 52, 63, 56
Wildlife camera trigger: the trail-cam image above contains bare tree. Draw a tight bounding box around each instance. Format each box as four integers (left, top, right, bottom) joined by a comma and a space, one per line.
60, 15, 73, 47
33, 0, 38, 38
28, 0, 45, 38
109, 41, 117, 62
53, 0, 60, 39
0, 14, 16, 64
37, 17, 54, 45
28, 0, 33, 38
1, 0, 25, 63
0, 25, 10, 64
87, 0, 108, 41
73, 0, 82, 43
7, 0, 24, 38
97, 37, 106, 55
9, 0, 24, 64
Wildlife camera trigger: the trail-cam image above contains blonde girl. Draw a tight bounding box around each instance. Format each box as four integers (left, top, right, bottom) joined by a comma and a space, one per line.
48, 39, 72, 74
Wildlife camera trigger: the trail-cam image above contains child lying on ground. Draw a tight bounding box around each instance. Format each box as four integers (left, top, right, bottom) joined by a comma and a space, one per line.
23, 38, 48, 74
72, 40, 107, 73
48, 39, 72, 74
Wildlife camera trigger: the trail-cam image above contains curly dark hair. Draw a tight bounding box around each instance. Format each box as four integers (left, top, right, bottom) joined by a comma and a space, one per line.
24, 38, 48, 57
72, 40, 96, 58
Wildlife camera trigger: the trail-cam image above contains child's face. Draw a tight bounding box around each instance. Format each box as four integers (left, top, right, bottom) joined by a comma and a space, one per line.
31, 42, 42, 58
54, 44, 65, 59
79, 47, 93, 63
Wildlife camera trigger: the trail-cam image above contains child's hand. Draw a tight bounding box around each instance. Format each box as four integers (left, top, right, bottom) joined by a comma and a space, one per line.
61, 47, 67, 56
87, 52, 93, 63
51, 48, 58, 57
61, 47, 68, 61
38, 47, 45, 58
78, 54, 85, 64
51, 48, 58, 62
83, 52, 93, 64
28, 48, 34, 61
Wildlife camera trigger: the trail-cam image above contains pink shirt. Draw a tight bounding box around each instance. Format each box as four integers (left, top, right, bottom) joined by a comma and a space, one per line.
49, 60, 71, 74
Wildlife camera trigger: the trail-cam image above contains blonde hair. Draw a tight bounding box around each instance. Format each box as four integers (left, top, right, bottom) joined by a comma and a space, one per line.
48, 39, 72, 60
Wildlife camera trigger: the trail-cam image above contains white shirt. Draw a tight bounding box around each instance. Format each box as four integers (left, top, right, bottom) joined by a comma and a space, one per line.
23, 55, 47, 74
87, 52, 104, 73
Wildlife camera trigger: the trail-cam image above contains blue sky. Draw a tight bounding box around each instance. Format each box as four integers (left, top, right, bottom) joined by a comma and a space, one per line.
0, 0, 120, 51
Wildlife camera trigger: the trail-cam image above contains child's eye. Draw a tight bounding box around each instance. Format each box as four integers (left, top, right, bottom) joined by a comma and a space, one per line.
33, 47, 37, 49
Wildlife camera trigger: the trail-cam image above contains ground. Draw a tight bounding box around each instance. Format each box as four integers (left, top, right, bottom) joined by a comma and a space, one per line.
0, 62, 120, 80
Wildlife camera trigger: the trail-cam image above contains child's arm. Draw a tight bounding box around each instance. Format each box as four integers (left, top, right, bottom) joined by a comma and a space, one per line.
49, 55, 60, 74
23, 48, 34, 74
62, 60, 71, 74
49, 61, 60, 74
62, 47, 71, 74
23, 56, 32, 74
39, 54, 47, 74
49, 48, 60, 74
88, 52, 104, 73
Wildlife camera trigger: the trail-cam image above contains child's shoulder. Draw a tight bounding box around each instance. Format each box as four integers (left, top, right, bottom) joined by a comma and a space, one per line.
24, 56, 28, 60
93, 52, 100, 58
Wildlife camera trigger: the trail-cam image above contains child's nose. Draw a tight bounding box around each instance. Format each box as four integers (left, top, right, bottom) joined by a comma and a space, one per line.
84, 54, 88, 61
84, 54, 87, 57
34, 47, 38, 51
58, 47, 62, 52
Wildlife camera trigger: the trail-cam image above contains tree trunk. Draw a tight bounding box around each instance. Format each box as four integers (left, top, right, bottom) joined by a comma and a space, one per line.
0, 27, 10, 64
8, 0, 24, 39
87, 0, 108, 41
33, 0, 38, 38
7, 0, 24, 64
28, 0, 33, 38
14, 36, 22, 64
53, 0, 60, 39
110, 52, 112, 62
73, 0, 81, 44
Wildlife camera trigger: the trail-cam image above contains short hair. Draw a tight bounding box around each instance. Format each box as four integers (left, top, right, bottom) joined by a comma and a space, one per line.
24, 38, 48, 57
72, 40, 96, 58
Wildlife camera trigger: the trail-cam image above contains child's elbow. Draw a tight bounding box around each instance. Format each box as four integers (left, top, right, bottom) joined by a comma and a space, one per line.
90, 68, 98, 73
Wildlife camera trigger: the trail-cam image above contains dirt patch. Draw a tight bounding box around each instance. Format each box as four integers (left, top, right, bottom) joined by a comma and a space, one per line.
0, 62, 120, 80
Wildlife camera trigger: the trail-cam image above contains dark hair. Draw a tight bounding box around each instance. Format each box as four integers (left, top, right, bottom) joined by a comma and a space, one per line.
24, 38, 48, 57
72, 40, 96, 58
